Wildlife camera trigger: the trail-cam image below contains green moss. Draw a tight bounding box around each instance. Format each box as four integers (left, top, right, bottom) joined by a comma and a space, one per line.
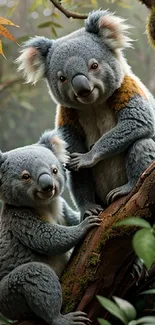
62, 224, 137, 313
95, 229, 111, 253
86, 253, 100, 267
62, 298, 77, 313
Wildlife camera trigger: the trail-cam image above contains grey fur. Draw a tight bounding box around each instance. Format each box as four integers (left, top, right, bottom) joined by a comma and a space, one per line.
16, 9, 155, 216
0, 130, 101, 324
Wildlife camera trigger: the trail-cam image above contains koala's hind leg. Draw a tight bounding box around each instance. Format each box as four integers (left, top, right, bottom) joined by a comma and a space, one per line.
0, 262, 90, 325
106, 138, 155, 204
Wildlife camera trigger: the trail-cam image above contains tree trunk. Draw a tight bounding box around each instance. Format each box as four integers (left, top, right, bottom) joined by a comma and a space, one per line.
61, 161, 155, 323
4, 162, 155, 325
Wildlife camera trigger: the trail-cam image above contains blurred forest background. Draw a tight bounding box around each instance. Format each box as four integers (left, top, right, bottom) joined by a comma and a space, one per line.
0, 0, 154, 204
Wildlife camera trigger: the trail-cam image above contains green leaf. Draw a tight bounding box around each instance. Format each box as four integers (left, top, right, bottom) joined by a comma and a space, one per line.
42, 0, 49, 8
51, 12, 60, 18
128, 321, 137, 325
117, 1, 132, 8
136, 316, 155, 324
38, 21, 53, 28
51, 21, 62, 28
113, 296, 137, 321
29, 0, 42, 12
51, 27, 57, 38
133, 228, 155, 270
20, 101, 35, 111
6, 2, 18, 18
91, 0, 98, 8
141, 289, 155, 294
98, 319, 112, 325
97, 296, 128, 324
115, 217, 151, 229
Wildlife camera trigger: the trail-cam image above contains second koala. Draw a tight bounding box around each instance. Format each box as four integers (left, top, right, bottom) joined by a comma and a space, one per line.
0, 130, 101, 325
16, 9, 155, 218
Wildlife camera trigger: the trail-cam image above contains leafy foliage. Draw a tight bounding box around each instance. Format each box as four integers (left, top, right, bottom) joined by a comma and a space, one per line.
97, 295, 155, 325
115, 217, 155, 270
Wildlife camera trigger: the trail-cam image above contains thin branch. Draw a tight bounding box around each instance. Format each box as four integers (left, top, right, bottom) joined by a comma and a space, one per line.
49, 0, 88, 19
138, 0, 155, 9
0, 77, 23, 93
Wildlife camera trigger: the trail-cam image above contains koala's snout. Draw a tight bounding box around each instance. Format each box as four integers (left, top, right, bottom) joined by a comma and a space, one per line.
72, 74, 91, 97
38, 173, 53, 192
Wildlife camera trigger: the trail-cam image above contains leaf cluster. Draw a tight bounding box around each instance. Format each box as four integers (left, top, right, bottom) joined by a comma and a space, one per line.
97, 294, 155, 325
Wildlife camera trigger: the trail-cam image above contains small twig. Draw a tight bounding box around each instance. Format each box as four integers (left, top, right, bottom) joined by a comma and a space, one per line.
0, 77, 23, 93
138, 0, 155, 9
49, 0, 88, 19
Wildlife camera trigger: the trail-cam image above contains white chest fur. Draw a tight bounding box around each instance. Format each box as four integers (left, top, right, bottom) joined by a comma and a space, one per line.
78, 103, 127, 202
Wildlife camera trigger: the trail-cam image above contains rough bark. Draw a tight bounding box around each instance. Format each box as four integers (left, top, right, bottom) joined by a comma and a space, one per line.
3, 162, 155, 325
61, 161, 155, 323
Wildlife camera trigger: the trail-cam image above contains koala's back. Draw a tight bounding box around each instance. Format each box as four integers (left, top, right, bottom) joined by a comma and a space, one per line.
0, 219, 37, 281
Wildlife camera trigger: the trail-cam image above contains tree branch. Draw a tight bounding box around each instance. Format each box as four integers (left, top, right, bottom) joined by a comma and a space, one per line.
0, 77, 23, 93
138, 0, 155, 8
49, 0, 88, 19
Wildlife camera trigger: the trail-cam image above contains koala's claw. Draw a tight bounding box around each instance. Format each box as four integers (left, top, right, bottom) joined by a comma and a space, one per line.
84, 205, 103, 218
82, 215, 102, 231
106, 183, 133, 205
63, 311, 92, 324
68, 152, 95, 171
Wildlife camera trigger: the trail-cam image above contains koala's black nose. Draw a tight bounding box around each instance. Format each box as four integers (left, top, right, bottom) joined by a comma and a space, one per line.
72, 74, 91, 97
38, 173, 53, 192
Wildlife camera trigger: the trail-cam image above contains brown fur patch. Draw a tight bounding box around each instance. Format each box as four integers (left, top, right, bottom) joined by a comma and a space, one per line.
55, 104, 84, 135
108, 75, 146, 112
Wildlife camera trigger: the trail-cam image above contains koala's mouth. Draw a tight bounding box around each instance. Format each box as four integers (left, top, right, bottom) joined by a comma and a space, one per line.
36, 186, 56, 200
75, 87, 99, 104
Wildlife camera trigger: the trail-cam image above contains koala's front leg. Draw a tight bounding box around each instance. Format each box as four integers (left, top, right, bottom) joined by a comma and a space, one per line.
0, 262, 91, 325
69, 97, 155, 171
11, 209, 101, 255
69, 151, 97, 171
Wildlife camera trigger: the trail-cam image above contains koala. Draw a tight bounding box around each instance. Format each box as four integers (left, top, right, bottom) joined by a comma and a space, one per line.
0, 130, 101, 325
16, 9, 155, 219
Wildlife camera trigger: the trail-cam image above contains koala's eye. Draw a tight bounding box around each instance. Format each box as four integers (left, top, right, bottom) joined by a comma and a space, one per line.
59, 76, 66, 83
21, 171, 31, 181
90, 62, 98, 70
53, 168, 58, 175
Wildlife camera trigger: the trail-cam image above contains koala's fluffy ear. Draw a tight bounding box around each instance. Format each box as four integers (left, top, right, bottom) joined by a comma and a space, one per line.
85, 10, 133, 50
38, 130, 69, 164
15, 36, 53, 85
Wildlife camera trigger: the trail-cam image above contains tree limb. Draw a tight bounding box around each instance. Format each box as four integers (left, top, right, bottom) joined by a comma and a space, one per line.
61, 161, 155, 323
49, 0, 88, 19
0, 77, 23, 93
138, 0, 155, 8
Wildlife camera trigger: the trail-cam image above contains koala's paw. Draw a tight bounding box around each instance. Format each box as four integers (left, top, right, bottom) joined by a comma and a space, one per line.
81, 215, 102, 233
84, 204, 103, 219
63, 311, 92, 324
106, 183, 133, 205
68, 152, 95, 171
